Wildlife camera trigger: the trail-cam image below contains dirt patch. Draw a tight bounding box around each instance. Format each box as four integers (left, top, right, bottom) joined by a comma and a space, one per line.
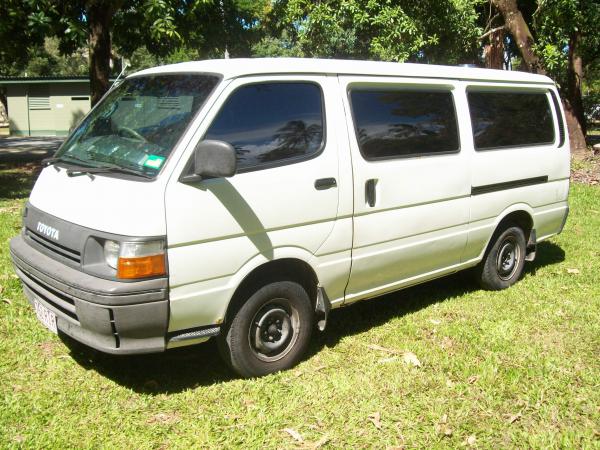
571, 153, 600, 186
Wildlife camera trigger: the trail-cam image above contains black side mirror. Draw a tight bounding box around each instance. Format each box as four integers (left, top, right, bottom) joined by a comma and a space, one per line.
193, 140, 237, 178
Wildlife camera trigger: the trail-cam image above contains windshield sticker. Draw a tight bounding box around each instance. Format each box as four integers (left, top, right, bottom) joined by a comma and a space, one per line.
141, 155, 165, 169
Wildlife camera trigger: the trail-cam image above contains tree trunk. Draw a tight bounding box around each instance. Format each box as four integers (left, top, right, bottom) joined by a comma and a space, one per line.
564, 99, 588, 156
490, 0, 545, 74
88, 2, 113, 106
484, 28, 505, 70
567, 31, 586, 136
0, 90, 8, 125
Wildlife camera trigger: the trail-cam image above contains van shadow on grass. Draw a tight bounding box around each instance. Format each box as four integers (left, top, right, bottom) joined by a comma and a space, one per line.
63, 241, 565, 394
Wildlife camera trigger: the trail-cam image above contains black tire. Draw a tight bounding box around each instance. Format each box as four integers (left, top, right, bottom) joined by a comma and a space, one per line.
477, 224, 527, 291
218, 281, 313, 378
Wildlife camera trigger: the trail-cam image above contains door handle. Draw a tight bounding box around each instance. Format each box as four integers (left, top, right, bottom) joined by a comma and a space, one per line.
314, 177, 337, 190
365, 179, 376, 207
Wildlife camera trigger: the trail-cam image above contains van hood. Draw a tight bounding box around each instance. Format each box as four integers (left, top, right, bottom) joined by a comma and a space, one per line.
28, 166, 166, 237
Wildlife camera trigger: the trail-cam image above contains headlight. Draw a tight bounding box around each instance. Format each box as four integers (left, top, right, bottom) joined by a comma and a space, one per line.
103, 239, 166, 279
104, 240, 120, 269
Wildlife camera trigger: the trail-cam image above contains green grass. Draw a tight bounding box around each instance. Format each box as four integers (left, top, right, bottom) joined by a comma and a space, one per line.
1, 164, 599, 448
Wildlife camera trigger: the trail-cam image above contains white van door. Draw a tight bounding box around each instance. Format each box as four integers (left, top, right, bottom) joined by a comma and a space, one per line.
339, 76, 471, 303
164, 76, 346, 332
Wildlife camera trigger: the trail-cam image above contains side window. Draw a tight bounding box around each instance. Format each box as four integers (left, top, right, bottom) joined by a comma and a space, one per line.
467, 91, 555, 150
349, 88, 459, 159
205, 82, 324, 171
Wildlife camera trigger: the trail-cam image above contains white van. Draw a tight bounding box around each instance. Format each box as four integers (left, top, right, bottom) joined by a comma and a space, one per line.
10, 58, 570, 377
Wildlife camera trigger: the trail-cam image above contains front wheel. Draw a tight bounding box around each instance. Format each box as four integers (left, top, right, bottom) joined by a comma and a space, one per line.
477, 225, 526, 290
218, 281, 313, 378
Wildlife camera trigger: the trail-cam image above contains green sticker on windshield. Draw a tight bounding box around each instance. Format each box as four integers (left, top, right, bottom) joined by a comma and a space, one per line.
142, 155, 165, 169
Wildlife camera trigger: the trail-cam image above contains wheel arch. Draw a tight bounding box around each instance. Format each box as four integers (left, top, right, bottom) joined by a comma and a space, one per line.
479, 204, 535, 260
223, 257, 320, 325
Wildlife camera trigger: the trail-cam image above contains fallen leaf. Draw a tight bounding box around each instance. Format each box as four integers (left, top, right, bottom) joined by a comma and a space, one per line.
506, 412, 522, 424
38, 341, 54, 357
467, 375, 479, 384
593, 428, 600, 438
147, 412, 179, 425
368, 412, 382, 430
440, 336, 454, 350
466, 435, 477, 446
310, 435, 330, 449
313, 365, 327, 372
13, 435, 25, 444
567, 268, 580, 274
378, 356, 398, 364
446, 379, 455, 388
2, 298, 12, 305
283, 428, 304, 443
429, 319, 441, 325
367, 344, 401, 354
242, 398, 256, 408
402, 351, 421, 367
436, 420, 452, 437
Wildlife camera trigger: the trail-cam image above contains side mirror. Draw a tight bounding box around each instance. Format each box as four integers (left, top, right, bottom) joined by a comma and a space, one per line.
193, 140, 237, 178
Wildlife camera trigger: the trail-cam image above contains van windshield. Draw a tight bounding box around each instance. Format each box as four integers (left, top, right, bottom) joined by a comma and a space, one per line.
54, 74, 220, 178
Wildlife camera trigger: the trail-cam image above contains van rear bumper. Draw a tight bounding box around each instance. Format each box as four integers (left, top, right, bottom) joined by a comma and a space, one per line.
10, 234, 168, 354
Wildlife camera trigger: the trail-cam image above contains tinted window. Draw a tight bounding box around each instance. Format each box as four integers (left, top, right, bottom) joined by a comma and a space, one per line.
350, 89, 459, 159
468, 91, 555, 150
205, 83, 324, 170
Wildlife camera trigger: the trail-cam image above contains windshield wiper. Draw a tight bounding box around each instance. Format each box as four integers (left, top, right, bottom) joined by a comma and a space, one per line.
66, 163, 153, 179
42, 154, 95, 168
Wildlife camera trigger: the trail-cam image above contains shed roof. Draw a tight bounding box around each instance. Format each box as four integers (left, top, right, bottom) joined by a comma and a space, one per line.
132, 58, 554, 85
0, 76, 92, 85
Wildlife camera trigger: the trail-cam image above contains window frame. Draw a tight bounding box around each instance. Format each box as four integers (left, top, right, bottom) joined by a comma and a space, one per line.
200, 79, 328, 175
466, 87, 557, 152
347, 83, 461, 162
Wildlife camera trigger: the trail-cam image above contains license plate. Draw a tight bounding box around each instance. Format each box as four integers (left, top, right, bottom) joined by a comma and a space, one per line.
33, 299, 58, 334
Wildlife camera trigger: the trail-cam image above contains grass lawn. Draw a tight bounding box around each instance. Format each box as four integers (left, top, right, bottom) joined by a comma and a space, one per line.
1, 162, 599, 448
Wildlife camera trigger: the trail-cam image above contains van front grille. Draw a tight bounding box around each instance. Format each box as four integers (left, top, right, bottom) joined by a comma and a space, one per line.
25, 228, 81, 264
16, 266, 79, 322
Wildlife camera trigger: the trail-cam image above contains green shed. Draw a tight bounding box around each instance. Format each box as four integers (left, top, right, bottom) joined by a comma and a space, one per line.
0, 76, 93, 136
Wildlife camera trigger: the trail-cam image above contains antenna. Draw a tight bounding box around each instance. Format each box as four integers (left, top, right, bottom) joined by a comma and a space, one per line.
110, 58, 129, 91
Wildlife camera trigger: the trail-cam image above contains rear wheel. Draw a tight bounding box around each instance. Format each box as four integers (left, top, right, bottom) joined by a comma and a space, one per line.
218, 281, 313, 378
477, 225, 526, 290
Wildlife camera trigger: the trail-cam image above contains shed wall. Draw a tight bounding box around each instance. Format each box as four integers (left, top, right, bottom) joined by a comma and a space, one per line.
6, 82, 91, 136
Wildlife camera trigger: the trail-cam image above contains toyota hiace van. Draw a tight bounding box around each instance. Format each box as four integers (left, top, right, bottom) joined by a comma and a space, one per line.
10, 58, 570, 377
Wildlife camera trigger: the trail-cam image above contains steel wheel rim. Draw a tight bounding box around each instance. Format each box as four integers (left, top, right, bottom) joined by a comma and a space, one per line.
496, 236, 520, 281
249, 298, 299, 362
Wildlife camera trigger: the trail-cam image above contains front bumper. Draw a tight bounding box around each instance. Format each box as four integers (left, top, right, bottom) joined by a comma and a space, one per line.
10, 234, 168, 354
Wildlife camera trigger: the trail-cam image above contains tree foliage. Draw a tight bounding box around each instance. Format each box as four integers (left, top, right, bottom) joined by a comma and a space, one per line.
261, 0, 484, 64
533, 0, 600, 81
1, 0, 598, 138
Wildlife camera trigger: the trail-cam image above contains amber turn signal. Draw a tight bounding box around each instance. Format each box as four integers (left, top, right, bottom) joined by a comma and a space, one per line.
117, 254, 166, 279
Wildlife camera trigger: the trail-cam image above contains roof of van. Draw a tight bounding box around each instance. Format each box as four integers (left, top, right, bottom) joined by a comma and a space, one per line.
131, 58, 554, 85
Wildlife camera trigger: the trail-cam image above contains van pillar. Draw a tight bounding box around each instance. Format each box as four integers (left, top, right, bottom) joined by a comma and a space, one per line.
525, 229, 537, 261
315, 286, 331, 331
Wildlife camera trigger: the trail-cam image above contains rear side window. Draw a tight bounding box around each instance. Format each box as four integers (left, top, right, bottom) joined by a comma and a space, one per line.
349, 88, 459, 159
205, 82, 324, 171
468, 91, 555, 150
